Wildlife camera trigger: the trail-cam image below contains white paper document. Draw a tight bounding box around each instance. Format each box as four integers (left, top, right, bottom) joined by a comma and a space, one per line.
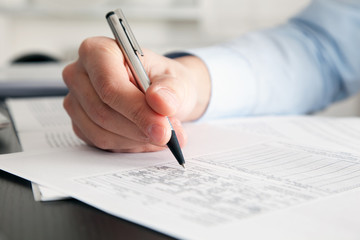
5, 97, 258, 201
3, 97, 360, 239
6, 97, 84, 151
0, 130, 360, 239
7, 97, 360, 153
6, 97, 261, 201
6, 97, 83, 201
6, 97, 360, 205
211, 116, 360, 153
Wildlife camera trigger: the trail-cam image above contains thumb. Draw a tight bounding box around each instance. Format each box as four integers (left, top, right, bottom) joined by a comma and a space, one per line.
146, 74, 189, 118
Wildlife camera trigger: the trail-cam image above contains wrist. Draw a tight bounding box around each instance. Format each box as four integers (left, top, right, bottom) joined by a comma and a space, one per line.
173, 55, 211, 121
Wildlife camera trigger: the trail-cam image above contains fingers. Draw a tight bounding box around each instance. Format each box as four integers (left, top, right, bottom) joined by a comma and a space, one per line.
63, 62, 149, 143
64, 94, 166, 153
74, 37, 172, 146
146, 74, 190, 119
145, 60, 197, 121
145, 74, 182, 117
63, 37, 190, 152
146, 55, 211, 122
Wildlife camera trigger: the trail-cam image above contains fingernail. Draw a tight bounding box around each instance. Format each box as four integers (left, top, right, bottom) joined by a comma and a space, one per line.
155, 87, 179, 110
148, 124, 166, 144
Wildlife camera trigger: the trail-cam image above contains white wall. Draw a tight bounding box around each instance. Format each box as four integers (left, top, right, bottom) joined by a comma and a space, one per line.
0, 0, 311, 62
0, 0, 359, 116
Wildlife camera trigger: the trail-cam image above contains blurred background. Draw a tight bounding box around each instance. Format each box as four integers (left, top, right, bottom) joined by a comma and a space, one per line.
0, 0, 359, 116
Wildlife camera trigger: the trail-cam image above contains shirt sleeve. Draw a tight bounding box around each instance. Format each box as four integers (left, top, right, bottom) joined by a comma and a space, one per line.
186, 0, 360, 121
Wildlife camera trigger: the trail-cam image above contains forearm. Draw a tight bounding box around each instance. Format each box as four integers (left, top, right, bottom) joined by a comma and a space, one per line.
186, 0, 360, 120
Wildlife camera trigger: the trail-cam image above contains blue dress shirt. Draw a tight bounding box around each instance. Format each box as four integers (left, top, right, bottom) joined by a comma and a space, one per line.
187, 0, 360, 120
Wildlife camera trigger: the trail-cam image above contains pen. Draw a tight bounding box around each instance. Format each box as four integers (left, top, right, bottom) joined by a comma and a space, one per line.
106, 9, 185, 168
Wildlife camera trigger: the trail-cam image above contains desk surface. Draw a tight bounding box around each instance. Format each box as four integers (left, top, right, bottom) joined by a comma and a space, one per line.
0, 103, 172, 240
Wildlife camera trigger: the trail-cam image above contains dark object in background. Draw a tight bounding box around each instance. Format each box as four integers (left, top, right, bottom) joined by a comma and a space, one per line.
0, 52, 68, 99
11, 53, 59, 63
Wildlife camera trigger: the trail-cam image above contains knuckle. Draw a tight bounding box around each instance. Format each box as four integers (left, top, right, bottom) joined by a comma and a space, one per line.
62, 63, 75, 87
78, 38, 95, 58
116, 144, 153, 153
97, 43, 119, 57
88, 104, 109, 127
72, 124, 84, 141
127, 103, 149, 129
63, 95, 74, 115
79, 37, 118, 59
92, 134, 112, 150
72, 124, 80, 136
117, 147, 139, 153
97, 81, 118, 106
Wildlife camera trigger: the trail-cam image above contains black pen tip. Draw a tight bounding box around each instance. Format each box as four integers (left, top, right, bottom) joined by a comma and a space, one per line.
167, 130, 185, 166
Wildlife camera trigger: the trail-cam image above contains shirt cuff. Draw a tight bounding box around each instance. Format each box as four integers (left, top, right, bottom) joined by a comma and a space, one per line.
185, 46, 258, 121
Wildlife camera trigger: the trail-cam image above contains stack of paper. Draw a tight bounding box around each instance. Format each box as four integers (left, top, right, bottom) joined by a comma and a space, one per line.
1, 97, 360, 240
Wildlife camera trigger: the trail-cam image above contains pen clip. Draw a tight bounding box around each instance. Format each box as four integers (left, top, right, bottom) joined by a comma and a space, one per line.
115, 9, 144, 56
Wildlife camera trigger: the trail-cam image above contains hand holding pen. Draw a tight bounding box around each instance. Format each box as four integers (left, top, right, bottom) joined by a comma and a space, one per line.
106, 9, 187, 166
62, 10, 211, 157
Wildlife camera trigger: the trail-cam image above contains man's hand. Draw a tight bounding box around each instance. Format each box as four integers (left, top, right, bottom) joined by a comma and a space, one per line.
62, 37, 210, 152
